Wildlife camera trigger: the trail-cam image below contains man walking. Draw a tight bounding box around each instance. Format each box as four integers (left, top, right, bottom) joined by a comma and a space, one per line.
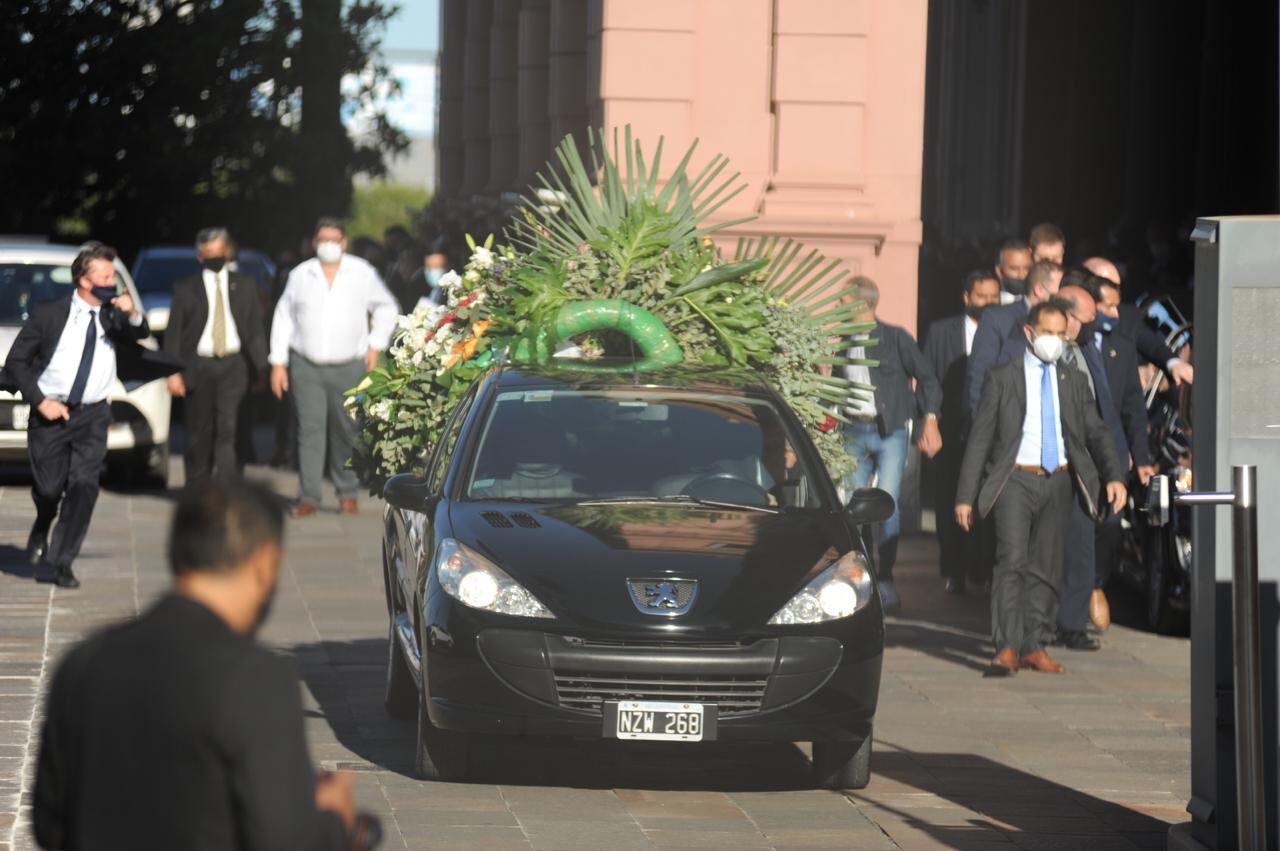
994, 239, 1033, 304
32, 479, 357, 849
956, 302, 1126, 676
840, 277, 943, 614
922, 270, 1000, 593
270, 218, 398, 516
164, 228, 268, 484
3, 244, 157, 588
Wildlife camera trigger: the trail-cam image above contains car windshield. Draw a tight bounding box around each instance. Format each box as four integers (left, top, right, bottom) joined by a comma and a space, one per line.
132, 256, 201, 296
465, 389, 826, 510
0, 262, 76, 325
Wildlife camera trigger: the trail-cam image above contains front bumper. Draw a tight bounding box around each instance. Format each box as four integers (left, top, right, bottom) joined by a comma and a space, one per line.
0, 383, 170, 461
421, 614, 883, 743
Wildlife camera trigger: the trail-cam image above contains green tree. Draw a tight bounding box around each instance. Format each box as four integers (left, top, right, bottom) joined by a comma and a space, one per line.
0, 0, 407, 258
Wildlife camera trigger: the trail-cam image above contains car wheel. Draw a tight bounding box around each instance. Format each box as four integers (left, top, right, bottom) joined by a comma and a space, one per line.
384, 619, 417, 720
812, 732, 872, 790
415, 655, 470, 781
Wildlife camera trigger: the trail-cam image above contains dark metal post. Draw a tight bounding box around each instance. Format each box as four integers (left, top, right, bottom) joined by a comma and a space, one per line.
1231, 465, 1265, 851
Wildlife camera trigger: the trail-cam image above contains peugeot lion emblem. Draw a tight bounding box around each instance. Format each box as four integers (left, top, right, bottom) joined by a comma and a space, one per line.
627, 578, 697, 616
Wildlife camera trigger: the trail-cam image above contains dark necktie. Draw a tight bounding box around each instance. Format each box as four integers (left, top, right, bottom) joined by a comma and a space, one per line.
66, 309, 98, 407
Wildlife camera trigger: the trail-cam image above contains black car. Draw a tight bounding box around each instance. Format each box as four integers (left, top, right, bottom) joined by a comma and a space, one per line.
380, 365, 892, 789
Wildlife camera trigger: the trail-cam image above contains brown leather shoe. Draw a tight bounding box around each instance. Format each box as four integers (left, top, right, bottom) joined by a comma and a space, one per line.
292, 500, 318, 518
1019, 649, 1066, 673
1089, 588, 1111, 631
339, 498, 358, 515
985, 647, 1019, 677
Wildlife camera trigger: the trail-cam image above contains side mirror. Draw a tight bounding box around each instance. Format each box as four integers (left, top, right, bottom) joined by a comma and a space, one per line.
847, 487, 895, 525
1145, 474, 1171, 527
383, 473, 433, 512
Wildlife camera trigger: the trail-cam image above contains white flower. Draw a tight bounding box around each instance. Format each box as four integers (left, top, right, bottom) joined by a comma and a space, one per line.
470, 246, 494, 270
371, 399, 394, 422
438, 270, 462, 292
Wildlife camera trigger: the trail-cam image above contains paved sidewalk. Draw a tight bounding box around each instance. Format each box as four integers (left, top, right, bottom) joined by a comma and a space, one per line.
0, 466, 1190, 850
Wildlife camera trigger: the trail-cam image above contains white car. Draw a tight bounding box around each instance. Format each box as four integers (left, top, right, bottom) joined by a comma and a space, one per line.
0, 241, 171, 484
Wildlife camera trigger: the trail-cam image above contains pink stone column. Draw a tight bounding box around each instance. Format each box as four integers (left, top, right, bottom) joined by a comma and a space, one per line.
436, 0, 467, 200
517, 0, 552, 186
486, 0, 520, 193
461, 0, 493, 196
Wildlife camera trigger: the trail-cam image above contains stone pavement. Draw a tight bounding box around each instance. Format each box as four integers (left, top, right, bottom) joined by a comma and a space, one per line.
0, 465, 1191, 850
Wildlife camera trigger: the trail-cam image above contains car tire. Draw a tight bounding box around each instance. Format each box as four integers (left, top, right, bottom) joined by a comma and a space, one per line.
415, 657, 470, 782
384, 620, 417, 721
812, 732, 872, 790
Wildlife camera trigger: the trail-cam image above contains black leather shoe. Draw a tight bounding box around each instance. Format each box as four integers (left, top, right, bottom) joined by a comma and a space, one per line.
1058, 630, 1100, 651
53, 565, 80, 589
26, 526, 49, 566
944, 577, 966, 595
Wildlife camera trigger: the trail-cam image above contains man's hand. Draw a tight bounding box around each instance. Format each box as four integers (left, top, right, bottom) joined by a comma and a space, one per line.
917, 417, 943, 458
314, 770, 355, 833
1106, 481, 1128, 515
1136, 465, 1159, 486
36, 398, 69, 422
955, 503, 974, 532
167, 374, 186, 398
110, 292, 139, 319
270, 364, 289, 400
364, 348, 381, 372
1170, 361, 1194, 385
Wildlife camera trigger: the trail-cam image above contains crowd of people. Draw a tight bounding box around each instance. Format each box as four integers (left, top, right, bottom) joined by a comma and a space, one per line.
843, 222, 1193, 675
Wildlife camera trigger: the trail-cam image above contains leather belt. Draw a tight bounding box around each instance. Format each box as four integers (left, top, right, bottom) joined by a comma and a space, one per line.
1014, 464, 1068, 477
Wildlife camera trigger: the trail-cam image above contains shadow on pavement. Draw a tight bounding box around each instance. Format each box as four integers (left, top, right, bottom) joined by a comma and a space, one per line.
0, 542, 39, 580
857, 743, 1176, 847
289, 637, 817, 792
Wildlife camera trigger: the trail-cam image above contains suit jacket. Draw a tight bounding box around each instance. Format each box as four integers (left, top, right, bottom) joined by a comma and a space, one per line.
33, 594, 347, 851
921, 314, 968, 442
0, 295, 177, 404
1093, 334, 1152, 468
853, 322, 942, 437
163, 270, 268, 386
1117, 303, 1177, 372
966, 299, 1030, 417
956, 356, 1125, 521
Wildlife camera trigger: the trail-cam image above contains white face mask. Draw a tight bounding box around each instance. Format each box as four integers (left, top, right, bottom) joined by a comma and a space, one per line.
315, 240, 343, 264
1031, 334, 1064, 363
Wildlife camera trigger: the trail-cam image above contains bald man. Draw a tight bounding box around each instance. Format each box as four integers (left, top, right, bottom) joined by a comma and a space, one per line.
1082, 257, 1192, 386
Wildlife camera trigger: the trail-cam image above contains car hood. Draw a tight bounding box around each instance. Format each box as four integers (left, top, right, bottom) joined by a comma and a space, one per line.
449, 502, 855, 635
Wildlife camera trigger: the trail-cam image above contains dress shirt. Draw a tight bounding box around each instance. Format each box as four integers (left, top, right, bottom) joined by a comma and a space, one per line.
269, 254, 398, 366
196, 268, 241, 357
37, 292, 141, 404
842, 335, 876, 417
963, 315, 978, 356
1015, 350, 1068, 468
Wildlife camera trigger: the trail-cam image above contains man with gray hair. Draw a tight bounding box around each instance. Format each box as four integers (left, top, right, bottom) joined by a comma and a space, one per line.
164, 228, 269, 484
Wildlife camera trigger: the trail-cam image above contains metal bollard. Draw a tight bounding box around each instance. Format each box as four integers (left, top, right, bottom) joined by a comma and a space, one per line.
1156, 464, 1266, 849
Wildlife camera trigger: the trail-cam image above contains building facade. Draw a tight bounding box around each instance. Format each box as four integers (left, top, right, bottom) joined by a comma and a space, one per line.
435, 0, 928, 331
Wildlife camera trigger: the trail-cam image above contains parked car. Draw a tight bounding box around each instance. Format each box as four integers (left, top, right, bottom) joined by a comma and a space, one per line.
0, 241, 171, 484
379, 364, 892, 789
130, 244, 276, 335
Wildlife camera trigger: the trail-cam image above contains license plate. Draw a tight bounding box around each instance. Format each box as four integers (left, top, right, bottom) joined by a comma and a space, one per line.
8, 404, 28, 431
605, 700, 707, 742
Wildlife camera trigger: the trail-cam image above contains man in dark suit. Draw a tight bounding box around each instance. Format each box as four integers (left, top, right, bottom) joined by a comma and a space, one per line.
840, 277, 943, 614
1083, 256, 1194, 386
966, 260, 1063, 418
3, 244, 160, 589
32, 479, 356, 850
163, 228, 269, 484
956, 301, 1127, 676
922, 270, 1000, 593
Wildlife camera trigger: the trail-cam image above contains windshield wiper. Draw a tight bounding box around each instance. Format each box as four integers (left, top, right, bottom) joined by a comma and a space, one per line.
572, 495, 780, 514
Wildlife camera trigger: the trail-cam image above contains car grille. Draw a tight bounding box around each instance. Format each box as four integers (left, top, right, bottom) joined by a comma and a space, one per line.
553, 671, 770, 717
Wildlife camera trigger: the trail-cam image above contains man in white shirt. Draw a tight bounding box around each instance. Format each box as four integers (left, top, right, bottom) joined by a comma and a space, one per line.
270, 218, 398, 516
163, 228, 269, 484
3, 244, 150, 588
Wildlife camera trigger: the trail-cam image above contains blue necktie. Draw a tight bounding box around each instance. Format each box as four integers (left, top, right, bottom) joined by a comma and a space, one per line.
66, 309, 97, 407
1040, 363, 1059, 472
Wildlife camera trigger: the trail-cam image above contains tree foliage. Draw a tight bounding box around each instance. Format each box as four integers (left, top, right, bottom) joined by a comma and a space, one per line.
0, 0, 406, 258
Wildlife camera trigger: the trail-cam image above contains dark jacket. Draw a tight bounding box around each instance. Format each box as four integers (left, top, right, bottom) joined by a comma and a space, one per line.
853, 321, 942, 438
921, 314, 969, 440
1, 295, 176, 404
1116, 303, 1177, 373
1075, 335, 1153, 469
956, 356, 1125, 521
33, 594, 347, 851
965, 299, 1030, 417
163, 271, 268, 385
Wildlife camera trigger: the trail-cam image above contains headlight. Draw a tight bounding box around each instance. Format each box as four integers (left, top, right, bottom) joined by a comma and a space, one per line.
1174, 466, 1193, 493
768, 550, 875, 625
435, 538, 555, 619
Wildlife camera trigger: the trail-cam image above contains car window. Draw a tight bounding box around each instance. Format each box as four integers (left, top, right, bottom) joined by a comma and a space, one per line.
464, 389, 825, 509
427, 387, 478, 492
0, 263, 75, 324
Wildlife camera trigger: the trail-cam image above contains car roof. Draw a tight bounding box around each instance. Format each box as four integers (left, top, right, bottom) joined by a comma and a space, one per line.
490, 363, 778, 395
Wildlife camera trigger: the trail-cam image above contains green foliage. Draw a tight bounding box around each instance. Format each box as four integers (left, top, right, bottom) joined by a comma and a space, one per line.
346, 182, 432, 244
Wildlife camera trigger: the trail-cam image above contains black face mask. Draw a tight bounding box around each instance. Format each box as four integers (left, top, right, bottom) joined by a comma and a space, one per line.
1002, 276, 1028, 297
1097, 315, 1117, 335
90, 285, 118, 304
202, 257, 228, 273
965, 303, 988, 321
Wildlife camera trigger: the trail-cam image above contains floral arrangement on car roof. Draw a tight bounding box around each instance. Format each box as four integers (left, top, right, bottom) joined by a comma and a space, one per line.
347, 128, 876, 494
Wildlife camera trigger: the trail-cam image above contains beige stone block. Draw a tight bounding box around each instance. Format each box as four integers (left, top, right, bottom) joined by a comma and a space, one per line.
775, 102, 865, 182
776, 0, 871, 34
600, 29, 696, 100
601, 0, 696, 31
773, 34, 868, 103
